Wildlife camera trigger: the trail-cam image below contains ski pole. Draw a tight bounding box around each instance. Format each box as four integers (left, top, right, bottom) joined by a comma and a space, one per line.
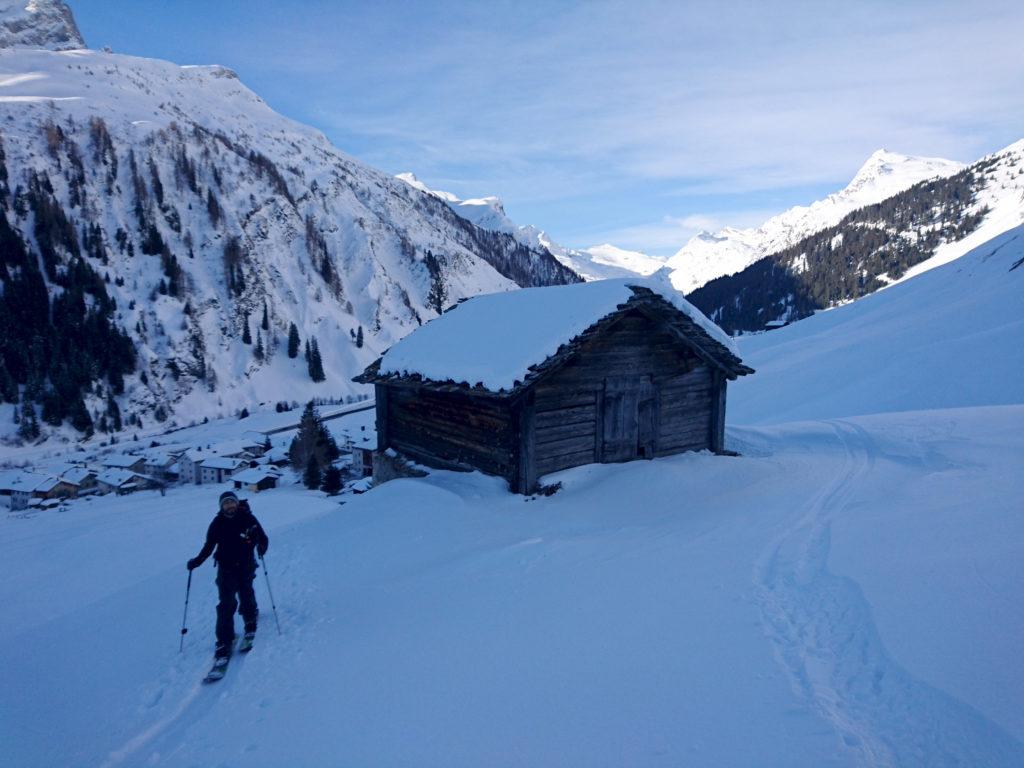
179, 568, 193, 652
259, 553, 282, 635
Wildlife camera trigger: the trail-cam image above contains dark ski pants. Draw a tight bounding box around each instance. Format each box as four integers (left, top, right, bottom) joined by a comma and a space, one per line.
215, 566, 258, 647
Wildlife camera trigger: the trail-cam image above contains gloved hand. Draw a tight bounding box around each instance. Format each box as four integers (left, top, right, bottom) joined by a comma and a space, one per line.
257, 541, 267, 558
187, 558, 199, 571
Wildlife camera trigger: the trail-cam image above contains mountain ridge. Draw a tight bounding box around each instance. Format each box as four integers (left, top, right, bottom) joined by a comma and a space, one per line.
0, 10, 578, 442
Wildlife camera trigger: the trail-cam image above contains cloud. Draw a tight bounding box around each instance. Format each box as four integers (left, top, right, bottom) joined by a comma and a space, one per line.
199, 0, 1024, 251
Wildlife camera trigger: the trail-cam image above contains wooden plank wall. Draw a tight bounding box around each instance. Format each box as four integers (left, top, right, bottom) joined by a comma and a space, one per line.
529, 310, 718, 478
655, 366, 713, 456
385, 386, 515, 479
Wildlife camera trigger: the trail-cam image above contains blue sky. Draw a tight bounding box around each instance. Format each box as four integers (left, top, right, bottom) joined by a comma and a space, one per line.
71, 0, 1024, 255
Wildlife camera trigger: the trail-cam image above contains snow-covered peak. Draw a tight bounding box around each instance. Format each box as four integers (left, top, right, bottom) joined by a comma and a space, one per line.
666, 149, 965, 293
0, 0, 83, 51
395, 173, 666, 281
395, 172, 459, 203
843, 148, 963, 203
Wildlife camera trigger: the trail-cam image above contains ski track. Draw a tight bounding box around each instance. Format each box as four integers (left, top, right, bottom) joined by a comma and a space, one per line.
754, 420, 1024, 767
100, 548, 313, 767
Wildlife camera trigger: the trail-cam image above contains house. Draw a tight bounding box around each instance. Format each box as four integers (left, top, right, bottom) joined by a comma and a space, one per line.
100, 453, 146, 473
7, 473, 55, 510
200, 456, 248, 484
263, 446, 290, 467
348, 432, 375, 478
60, 466, 97, 491
177, 449, 205, 485
210, 439, 261, 459
232, 467, 281, 493
356, 278, 754, 493
33, 475, 79, 500
96, 469, 155, 495
141, 451, 180, 481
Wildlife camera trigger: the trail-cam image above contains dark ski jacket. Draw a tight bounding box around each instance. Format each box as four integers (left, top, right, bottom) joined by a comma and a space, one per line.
191, 502, 268, 572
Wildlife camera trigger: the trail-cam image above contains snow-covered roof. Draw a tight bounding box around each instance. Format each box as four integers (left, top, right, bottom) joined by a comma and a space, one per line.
33, 476, 65, 493
141, 451, 174, 466
60, 466, 95, 484
360, 274, 747, 392
265, 447, 290, 462
232, 467, 281, 484
209, 439, 259, 456
200, 456, 248, 470
4, 472, 54, 493
101, 453, 144, 469
97, 469, 150, 487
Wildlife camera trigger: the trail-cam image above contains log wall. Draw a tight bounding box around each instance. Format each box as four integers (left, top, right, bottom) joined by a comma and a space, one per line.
526, 310, 722, 485
381, 385, 515, 481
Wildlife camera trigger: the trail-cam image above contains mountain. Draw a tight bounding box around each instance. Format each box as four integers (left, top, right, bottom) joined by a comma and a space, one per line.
730, 223, 1024, 423
666, 150, 965, 293
687, 140, 1024, 333
396, 172, 666, 280
0, 0, 83, 51
0, 3, 578, 441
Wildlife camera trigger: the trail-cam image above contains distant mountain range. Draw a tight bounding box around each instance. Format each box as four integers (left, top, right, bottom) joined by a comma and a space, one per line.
687, 141, 1024, 333
403, 142, 1023, 337
396, 173, 667, 281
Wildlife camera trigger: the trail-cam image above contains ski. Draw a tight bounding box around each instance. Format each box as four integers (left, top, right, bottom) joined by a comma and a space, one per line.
202, 653, 230, 684
239, 632, 255, 653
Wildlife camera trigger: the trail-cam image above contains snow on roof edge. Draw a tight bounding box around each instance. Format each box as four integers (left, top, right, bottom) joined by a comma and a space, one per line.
375, 272, 740, 392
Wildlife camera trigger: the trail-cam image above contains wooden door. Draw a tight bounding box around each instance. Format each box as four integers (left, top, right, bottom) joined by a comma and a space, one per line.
602, 375, 655, 462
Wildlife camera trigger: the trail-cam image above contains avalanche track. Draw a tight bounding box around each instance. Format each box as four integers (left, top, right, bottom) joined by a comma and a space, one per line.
755, 420, 1024, 767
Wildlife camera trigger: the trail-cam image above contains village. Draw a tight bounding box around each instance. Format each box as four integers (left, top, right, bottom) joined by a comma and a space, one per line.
0, 400, 377, 514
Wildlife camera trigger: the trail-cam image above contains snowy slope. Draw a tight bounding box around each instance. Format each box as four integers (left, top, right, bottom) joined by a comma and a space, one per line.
0, 8, 577, 440
667, 150, 965, 293
397, 172, 667, 280
3, 222, 1023, 766
729, 224, 1024, 423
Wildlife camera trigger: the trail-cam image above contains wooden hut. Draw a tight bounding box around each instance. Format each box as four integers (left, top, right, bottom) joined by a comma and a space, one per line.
356, 279, 754, 494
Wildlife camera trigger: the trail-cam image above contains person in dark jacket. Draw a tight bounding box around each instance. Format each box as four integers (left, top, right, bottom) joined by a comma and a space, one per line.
188, 490, 269, 658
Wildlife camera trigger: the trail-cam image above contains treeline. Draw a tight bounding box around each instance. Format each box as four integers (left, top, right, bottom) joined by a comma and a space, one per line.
0, 159, 135, 437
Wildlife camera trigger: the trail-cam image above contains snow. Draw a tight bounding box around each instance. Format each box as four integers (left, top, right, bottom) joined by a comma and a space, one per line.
0, 31, 569, 442
95, 467, 149, 488
101, 453, 144, 469
666, 150, 965, 293
3, 402, 1022, 766
730, 224, 1024, 424
2, 12, 1023, 768
231, 467, 280, 484
395, 172, 667, 281
376, 274, 737, 391
198, 456, 246, 470
0, 0, 84, 52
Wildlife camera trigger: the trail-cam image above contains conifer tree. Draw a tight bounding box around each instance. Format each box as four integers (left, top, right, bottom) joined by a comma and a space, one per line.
303, 455, 322, 490
261, 301, 269, 331
18, 399, 39, 441
289, 400, 339, 471
242, 312, 252, 345
106, 393, 122, 431
308, 337, 326, 382
321, 465, 342, 495
287, 323, 300, 358
355, 325, 364, 348
254, 330, 264, 361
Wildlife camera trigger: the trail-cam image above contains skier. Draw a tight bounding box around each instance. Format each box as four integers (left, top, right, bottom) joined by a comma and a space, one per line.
187, 490, 269, 660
